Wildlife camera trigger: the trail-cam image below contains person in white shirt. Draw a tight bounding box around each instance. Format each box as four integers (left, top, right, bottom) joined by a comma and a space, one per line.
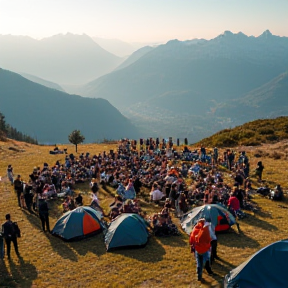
205, 218, 218, 263
150, 183, 164, 203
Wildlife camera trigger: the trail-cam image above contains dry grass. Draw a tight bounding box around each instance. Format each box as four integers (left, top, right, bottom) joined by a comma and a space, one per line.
1, 140, 288, 288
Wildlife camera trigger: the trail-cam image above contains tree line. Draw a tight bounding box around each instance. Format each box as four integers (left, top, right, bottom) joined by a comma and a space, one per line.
0, 111, 38, 144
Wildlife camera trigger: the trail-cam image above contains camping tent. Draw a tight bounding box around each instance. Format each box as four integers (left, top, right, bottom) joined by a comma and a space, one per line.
181, 204, 236, 235
52, 206, 103, 240
105, 213, 149, 251
224, 239, 288, 288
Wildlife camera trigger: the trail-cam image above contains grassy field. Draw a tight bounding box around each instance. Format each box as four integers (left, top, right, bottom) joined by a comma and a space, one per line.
0, 139, 288, 288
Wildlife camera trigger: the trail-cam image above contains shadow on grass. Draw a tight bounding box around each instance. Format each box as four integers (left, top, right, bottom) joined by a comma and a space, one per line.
254, 209, 273, 219
111, 237, 166, 263
47, 234, 79, 262
209, 258, 237, 286
242, 214, 278, 231
1, 257, 38, 288
217, 229, 260, 249
68, 233, 106, 257
156, 234, 187, 247
22, 210, 78, 262
0, 259, 15, 288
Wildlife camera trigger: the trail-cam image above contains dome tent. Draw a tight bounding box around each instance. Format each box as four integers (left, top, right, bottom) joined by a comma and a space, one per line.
224, 239, 288, 288
181, 204, 236, 235
104, 213, 149, 251
52, 206, 103, 241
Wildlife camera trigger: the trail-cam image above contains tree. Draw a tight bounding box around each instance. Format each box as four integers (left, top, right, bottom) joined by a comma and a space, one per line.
0, 112, 7, 140
68, 130, 85, 152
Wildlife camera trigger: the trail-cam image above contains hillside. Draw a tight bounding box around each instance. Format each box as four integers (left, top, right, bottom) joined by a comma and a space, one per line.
197, 116, 288, 147
0, 33, 123, 85
19, 72, 65, 92
1, 138, 288, 287
0, 68, 139, 143
214, 72, 288, 122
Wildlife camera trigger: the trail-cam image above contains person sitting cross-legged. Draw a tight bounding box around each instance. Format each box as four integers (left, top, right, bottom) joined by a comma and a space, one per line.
150, 183, 165, 204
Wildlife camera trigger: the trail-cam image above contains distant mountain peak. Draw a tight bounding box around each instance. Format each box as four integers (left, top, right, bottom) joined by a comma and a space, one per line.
166, 39, 180, 45
259, 30, 273, 38
223, 30, 234, 37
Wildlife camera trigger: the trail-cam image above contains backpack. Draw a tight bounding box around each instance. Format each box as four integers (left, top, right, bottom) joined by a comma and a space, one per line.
12, 222, 21, 238
195, 224, 210, 245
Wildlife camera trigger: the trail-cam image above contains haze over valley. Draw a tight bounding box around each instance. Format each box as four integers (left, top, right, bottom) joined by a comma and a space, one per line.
0, 0, 287, 144
1, 30, 287, 143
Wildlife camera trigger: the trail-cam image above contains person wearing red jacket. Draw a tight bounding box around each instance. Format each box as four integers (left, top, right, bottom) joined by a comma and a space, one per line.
228, 193, 240, 216
189, 219, 214, 281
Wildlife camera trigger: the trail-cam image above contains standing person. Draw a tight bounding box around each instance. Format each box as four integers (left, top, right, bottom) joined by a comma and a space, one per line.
38, 198, 50, 232
255, 161, 264, 182
169, 183, 179, 209
206, 218, 218, 263
23, 182, 34, 212
7, 165, 14, 185
2, 214, 20, 259
14, 175, 24, 208
213, 147, 218, 164
189, 218, 213, 281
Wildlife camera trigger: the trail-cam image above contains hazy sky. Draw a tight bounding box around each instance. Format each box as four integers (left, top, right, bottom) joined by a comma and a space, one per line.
0, 0, 287, 42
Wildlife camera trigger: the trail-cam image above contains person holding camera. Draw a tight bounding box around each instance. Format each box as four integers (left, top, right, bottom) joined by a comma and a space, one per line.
2, 214, 20, 259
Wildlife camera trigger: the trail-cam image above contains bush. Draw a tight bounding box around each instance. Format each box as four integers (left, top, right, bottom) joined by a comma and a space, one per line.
270, 151, 282, 160
240, 138, 261, 146
266, 135, 279, 141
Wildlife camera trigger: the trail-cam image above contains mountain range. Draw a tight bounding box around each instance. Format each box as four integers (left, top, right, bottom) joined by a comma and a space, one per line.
0, 68, 139, 144
0, 33, 123, 85
1, 30, 287, 144
78, 30, 288, 142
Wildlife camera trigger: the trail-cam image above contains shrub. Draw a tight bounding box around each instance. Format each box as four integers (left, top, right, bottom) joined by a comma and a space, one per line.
240, 138, 261, 146
266, 135, 279, 141
270, 151, 282, 160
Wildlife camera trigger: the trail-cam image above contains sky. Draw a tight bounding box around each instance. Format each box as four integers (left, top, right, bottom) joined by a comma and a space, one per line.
0, 0, 287, 43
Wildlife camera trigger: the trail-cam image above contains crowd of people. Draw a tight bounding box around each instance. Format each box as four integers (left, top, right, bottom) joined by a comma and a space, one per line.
3, 138, 282, 268
5, 139, 272, 223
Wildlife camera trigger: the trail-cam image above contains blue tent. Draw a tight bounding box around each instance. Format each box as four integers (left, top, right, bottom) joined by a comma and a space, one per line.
224, 239, 288, 288
52, 206, 103, 241
105, 213, 149, 251
181, 204, 236, 234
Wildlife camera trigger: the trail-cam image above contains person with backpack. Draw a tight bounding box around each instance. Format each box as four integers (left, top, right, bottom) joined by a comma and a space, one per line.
189, 218, 213, 281
2, 214, 20, 259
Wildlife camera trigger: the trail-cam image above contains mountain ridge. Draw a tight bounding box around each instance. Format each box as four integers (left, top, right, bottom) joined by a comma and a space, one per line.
0, 33, 123, 85
0, 68, 139, 143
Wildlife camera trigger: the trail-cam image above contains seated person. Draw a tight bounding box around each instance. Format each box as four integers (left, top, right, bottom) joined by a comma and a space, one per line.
68, 198, 76, 210
270, 185, 283, 201
131, 199, 141, 213
110, 207, 120, 220
62, 196, 70, 212
75, 193, 83, 206
150, 183, 165, 203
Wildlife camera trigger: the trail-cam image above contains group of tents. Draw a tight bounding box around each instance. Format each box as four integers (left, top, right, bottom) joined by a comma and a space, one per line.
51, 206, 149, 251
51, 205, 288, 287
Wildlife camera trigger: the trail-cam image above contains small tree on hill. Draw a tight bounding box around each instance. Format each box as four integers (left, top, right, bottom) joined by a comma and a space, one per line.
68, 130, 85, 152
